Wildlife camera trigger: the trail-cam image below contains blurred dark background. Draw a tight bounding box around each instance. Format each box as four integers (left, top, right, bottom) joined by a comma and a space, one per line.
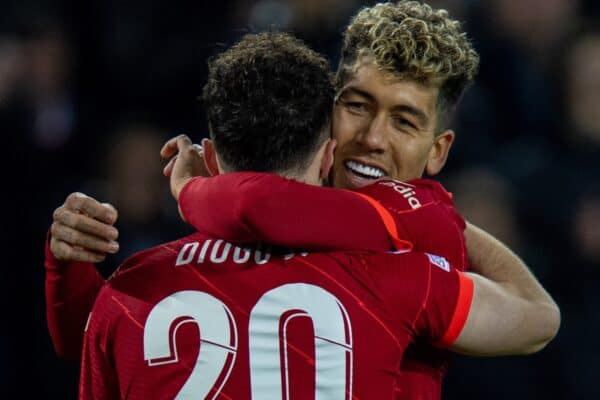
1, 0, 599, 398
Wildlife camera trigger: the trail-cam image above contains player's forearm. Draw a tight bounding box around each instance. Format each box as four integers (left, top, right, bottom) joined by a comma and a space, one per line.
465, 223, 550, 301
453, 272, 560, 356
464, 223, 560, 347
180, 173, 392, 250
240, 181, 392, 251
45, 246, 105, 359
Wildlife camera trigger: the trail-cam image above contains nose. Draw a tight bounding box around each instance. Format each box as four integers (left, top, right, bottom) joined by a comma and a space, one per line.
355, 113, 387, 153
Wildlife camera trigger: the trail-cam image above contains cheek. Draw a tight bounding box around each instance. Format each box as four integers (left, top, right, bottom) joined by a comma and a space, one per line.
333, 144, 344, 162
332, 109, 360, 144
389, 137, 432, 172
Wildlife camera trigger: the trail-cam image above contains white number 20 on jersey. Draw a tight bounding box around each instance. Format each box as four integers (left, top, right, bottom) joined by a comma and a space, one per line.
143, 283, 353, 399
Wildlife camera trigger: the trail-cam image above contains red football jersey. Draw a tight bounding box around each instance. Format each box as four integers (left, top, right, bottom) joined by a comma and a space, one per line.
178, 173, 470, 399
80, 233, 473, 399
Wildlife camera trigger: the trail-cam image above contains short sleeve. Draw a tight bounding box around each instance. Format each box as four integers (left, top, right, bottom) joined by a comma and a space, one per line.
415, 254, 474, 347
364, 252, 473, 348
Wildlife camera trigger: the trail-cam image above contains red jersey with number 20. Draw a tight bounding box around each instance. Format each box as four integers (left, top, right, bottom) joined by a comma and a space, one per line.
178, 173, 470, 400
79, 232, 473, 399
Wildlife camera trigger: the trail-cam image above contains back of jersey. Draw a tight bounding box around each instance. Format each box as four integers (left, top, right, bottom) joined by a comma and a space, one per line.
80, 232, 466, 400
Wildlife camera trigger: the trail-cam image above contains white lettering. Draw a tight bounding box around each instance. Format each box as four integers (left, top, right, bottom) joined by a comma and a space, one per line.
176, 242, 199, 266
210, 240, 232, 263
254, 246, 271, 265
233, 246, 252, 264
408, 196, 421, 209
174, 240, 307, 267
283, 251, 309, 260
197, 239, 212, 263
380, 181, 422, 209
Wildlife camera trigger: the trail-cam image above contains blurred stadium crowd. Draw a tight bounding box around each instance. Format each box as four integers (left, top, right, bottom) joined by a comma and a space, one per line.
1, 0, 599, 398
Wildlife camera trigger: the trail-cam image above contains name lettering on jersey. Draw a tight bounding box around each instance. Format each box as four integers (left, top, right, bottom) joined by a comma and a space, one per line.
175, 239, 307, 266
379, 181, 422, 209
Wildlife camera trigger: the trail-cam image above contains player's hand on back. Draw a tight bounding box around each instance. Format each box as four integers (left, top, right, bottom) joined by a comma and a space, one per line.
50, 192, 120, 263
160, 134, 208, 200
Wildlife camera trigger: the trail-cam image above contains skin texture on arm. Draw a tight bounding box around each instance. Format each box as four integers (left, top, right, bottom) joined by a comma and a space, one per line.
450, 223, 561, 356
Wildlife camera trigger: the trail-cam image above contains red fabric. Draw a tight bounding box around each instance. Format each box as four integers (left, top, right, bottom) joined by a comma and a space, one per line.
44, 231, 105, 359
178, 173, 470, 400
179, 173, 468, 270
178, 173, 394, 251
79, 233, 467, 399
350, 191, 413, 251
437, 273, 474, 347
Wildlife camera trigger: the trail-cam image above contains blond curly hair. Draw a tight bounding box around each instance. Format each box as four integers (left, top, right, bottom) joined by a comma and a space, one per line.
339, 1, 480, 127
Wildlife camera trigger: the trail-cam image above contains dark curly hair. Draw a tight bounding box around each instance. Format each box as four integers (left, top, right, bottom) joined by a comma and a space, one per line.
203, 32, 334, 173
339, 1, 480, 129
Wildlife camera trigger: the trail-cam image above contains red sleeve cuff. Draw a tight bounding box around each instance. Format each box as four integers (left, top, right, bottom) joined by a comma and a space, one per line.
44, 229, 105, 301
438, 272, 474, 347
45, 229, 66, 273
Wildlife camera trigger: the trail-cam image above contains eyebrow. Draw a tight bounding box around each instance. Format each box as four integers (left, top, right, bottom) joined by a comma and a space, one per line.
337, 87, 376, 103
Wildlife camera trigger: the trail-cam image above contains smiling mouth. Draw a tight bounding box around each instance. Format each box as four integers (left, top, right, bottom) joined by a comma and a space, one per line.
344, 160, 387, 180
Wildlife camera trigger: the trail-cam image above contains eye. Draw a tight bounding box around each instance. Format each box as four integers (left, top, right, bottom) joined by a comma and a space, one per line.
340, 99, 368, 114
392, 117, 417, 132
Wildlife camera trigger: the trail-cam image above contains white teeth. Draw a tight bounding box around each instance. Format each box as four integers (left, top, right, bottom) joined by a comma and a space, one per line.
345, 160, 385, 179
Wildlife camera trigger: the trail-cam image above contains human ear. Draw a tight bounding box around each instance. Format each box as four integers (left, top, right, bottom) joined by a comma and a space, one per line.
426, 129, 455, 176
201, 138, 221, 176
319, 139, 337, 180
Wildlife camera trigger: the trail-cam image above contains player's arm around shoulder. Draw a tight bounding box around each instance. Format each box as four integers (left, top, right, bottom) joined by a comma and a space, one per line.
46, 192, 121, 359
379, 250, 560, 357
449, 224, 561, 356
450, 270, 560, 356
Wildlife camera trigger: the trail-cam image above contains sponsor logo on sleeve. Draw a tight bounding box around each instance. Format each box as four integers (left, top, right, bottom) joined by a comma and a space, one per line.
426, 253, 450, 272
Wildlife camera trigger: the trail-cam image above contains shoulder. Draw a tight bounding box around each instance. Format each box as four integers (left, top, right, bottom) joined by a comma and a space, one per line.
354, 252, 441, 327
359, 251, 432, 275
354, 178, 453, 212
408, 178, 454, 203
360, 251, 455, 292
108, 232, 207, 282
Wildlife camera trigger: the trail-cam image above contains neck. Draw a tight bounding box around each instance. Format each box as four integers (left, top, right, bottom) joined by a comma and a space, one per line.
279, 168, 321, 186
